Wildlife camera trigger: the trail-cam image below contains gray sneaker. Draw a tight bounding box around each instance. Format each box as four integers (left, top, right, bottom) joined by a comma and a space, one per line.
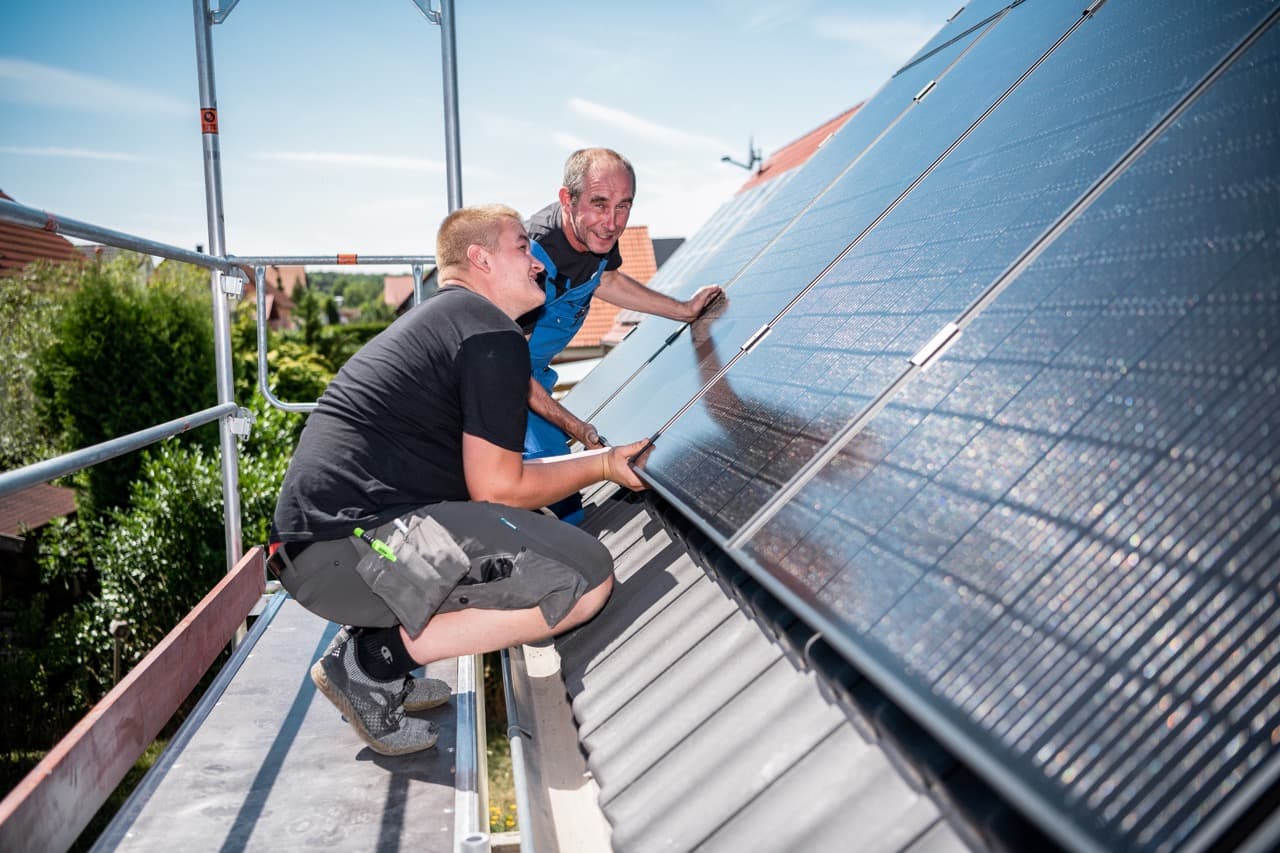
317, 626, 452, 712
311, 631, 439, 755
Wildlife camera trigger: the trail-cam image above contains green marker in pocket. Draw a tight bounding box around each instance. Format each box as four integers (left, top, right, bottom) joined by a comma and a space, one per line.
354, 527, 396, 561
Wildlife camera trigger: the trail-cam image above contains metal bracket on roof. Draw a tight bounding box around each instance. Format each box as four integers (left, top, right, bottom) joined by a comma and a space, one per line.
228, 406, 254, 439
210, 0, 242, 25
410, 0, 442, 24
741, 324, 773, 353
910, 322, 962, 370
219, 270, 245, 299
914, 80, 938, 102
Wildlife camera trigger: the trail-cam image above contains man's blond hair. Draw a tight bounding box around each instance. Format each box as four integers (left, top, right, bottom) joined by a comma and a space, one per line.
436, 204, 522, 276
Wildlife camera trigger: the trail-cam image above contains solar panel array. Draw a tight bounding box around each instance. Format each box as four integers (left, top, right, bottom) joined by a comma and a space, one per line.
561, 0, 1280, 850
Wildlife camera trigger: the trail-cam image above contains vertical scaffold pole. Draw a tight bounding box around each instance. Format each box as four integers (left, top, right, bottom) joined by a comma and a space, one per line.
439, 0, 463, 211
192, 0, 245, 574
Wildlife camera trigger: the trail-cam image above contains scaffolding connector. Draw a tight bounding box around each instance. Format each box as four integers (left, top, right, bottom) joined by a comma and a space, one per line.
219, 269, 246, 299
210, 0, 242, 25
228, 406, 254, 439
410, 0, 442, 24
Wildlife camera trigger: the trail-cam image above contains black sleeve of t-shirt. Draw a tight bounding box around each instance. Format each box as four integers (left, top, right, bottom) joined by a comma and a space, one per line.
605, 243, 623, 272
456, 330, 530, 452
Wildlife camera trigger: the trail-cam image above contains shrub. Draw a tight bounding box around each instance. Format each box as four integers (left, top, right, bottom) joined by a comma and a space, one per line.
34, 255, 216, 514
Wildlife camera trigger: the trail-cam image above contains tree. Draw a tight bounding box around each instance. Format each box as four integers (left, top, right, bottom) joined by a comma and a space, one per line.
293, 287, 324, 346
231, 304, 335, 404
0, 260, 78, 470
34, 255, 216, 514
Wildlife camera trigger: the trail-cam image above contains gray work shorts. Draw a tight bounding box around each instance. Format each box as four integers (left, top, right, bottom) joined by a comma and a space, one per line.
272, 501, 613, 633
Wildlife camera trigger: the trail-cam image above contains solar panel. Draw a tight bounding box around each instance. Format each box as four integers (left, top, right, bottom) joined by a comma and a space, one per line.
618, 0, 1185, 536
589, 0, 1090, 452
898, 0, 1017, 73
564, 8, 1007, 428
734, 9, 1280, 850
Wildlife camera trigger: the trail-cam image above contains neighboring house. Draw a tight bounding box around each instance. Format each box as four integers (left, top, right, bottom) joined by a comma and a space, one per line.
651, 236, 685, 269
262, 264, 308, 296
735, 105, 858, 192
238, 264, 306, 330
241, 280, 294, 331
75, 244, 153, 281
384, 268, 438, 316
0, 483, 77, 608
383, 274, 415, 313
0, 189, 83, 275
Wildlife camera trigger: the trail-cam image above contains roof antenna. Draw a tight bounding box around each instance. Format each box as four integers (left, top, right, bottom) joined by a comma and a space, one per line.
721, 136, 762, 171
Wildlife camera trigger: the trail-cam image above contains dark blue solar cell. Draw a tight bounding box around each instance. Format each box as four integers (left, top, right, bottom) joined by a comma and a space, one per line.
590, 0, 1089, 453
565, 9, 1005, 431
746, 13, 1280, 850
898, 0, 1016, 73
640, 0, 1279, 540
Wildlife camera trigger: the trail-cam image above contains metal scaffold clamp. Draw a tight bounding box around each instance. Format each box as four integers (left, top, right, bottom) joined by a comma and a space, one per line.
410, 0, 442, 24
209, 0, 242, 25
228, 406, 255, 439
219, 269, 246, 299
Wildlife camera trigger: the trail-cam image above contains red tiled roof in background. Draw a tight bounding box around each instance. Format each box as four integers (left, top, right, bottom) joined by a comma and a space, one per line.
736, 105, 860, 193
0, 483, 77, 542
262, 264, 307, 295
0, 190, 83, 275
563, 226, 658, 351
383, 274, 415, 309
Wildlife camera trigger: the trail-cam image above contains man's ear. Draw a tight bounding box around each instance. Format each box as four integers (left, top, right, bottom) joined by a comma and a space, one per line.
558, 186, 572, 210
466, 243, 488, 271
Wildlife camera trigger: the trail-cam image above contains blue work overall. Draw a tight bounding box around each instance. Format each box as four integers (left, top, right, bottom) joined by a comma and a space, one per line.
523, 244, 608, 525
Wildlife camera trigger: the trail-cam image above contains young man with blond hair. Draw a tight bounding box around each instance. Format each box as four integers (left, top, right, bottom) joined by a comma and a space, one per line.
269, 204, 647, 755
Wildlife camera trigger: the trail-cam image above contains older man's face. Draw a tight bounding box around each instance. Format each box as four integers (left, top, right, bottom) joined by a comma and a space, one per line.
561, 164, 634, 255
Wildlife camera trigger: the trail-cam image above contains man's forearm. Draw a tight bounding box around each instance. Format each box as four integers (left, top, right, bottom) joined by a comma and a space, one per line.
595, 271, 691, 321
463, 433, 647, 507
529, 378, 599, 446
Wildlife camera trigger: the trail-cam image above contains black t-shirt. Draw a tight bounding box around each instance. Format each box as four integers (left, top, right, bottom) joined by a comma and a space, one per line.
271, 286, 530, 542
518, 202, 623, 332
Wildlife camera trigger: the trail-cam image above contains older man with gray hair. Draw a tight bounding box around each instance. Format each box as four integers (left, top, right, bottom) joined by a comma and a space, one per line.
522, 148, 723, 523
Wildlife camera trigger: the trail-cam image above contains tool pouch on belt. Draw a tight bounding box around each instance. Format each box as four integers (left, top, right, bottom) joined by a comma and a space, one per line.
447, 546, 588, 628
352, 515, 470, 636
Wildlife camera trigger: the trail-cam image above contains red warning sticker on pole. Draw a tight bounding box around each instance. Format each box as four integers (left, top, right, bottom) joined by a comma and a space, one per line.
337, 254, 358, 265
201, 109, 218, 134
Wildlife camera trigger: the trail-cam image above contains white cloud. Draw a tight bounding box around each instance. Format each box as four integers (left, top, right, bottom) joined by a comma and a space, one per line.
0, 57, 187, 116
0, 145, 144, 162
567, 98, 731, 153
812, 13, 939, 62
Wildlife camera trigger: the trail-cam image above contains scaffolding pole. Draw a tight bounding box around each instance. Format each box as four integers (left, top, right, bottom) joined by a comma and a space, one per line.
192, 0, 245, 575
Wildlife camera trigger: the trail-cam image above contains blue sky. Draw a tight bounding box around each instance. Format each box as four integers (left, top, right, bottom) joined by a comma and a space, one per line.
1, 0, 963, 262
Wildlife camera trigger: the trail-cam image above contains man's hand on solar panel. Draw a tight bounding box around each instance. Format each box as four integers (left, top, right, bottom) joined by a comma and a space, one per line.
679, 283, 726, 322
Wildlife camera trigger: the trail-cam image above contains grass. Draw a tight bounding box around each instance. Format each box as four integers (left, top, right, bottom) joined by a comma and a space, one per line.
484, 652, 520, 834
